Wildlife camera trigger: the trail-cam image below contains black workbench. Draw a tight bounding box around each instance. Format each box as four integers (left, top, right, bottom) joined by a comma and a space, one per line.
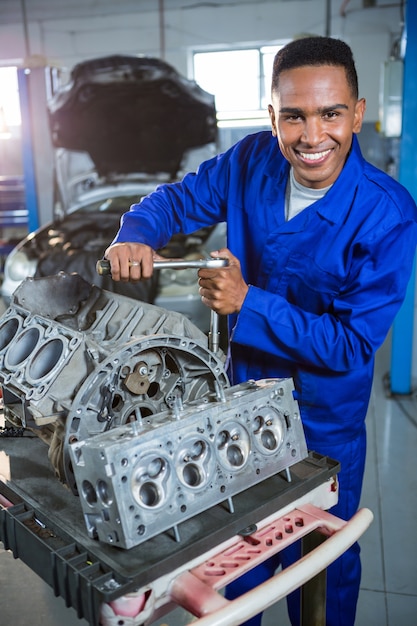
0, 427, 339, 625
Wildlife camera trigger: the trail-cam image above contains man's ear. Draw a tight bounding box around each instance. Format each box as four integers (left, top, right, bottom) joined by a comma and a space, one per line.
268, 104, 277, 137
353, 97, 366, 134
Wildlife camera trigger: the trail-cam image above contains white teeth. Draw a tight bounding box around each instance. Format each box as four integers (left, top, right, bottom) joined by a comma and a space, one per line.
299, 149, 331, 161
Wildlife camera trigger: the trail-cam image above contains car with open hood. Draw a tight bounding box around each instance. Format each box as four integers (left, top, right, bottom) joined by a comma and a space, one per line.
1, 54, 225, 332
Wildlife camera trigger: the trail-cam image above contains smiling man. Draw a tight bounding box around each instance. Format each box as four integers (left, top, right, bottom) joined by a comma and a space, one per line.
269, 63, 365, 189
105, 37, 417, 625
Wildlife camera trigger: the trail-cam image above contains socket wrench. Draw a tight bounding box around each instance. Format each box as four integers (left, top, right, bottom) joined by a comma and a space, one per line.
96, 256, 229, 352
96, 257, 228, 274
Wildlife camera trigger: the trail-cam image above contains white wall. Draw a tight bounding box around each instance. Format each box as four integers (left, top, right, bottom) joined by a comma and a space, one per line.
0, 0, 404, 121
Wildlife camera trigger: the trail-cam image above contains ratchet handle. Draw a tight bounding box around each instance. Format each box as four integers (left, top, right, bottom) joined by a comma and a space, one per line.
96, 259, 111, 275
96, 257, 229, 275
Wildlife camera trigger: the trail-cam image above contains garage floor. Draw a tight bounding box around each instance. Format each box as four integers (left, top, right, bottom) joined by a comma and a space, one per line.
0, 294, 416, 626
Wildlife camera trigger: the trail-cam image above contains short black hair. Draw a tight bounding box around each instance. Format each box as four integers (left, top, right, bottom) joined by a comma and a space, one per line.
272, 36, 359, 99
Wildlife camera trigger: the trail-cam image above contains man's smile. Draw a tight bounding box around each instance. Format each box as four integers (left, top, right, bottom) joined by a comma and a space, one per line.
298, 148, 333, 162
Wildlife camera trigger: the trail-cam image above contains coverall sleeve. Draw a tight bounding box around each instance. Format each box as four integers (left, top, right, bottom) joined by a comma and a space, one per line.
232, 220, 417, 373
112, 155, 230, 249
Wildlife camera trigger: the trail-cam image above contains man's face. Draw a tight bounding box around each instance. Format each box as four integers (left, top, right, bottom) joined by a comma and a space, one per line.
268, 65, 366, 189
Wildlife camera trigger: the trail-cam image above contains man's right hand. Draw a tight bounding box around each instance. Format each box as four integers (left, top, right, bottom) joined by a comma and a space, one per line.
103, 242, 161, 282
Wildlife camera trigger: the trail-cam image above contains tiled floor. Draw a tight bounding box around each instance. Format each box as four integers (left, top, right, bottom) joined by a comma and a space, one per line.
0, 311, 416, 625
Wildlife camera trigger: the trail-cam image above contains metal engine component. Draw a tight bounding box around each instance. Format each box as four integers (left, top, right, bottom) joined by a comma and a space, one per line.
0, 273, 229, 492
0, 272, 308, 551
70, 377, 308, 549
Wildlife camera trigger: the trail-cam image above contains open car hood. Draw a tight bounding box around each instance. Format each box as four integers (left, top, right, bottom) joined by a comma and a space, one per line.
48, 55, 217, 178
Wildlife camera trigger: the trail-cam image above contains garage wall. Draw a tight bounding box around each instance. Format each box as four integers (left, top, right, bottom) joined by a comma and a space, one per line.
0, 0, 404, 122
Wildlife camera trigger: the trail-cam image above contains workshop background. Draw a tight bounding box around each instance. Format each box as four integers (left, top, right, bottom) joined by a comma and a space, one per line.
0, 1, 416, 625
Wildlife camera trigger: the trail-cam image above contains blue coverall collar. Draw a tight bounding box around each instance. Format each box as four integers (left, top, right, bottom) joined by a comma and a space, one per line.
315, 136, 365, 225
264, 134, 365, 228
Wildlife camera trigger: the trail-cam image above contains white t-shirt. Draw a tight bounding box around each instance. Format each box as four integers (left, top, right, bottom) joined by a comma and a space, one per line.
285, 167, 332, 221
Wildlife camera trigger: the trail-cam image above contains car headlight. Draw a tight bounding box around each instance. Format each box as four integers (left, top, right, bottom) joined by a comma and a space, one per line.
157, 253, 202, 297
158, 267, 197, 287
157, 267, 200, 297
4, 250, 38, 282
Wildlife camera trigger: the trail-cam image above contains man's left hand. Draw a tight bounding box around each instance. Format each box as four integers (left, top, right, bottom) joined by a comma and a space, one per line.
198, 248, 249, 315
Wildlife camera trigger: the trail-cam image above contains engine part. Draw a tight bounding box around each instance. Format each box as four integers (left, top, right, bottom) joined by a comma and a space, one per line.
96, 256, 229, 353
70, 377, 308, 549
0, 272, 308, 551
0, 272, 229, 492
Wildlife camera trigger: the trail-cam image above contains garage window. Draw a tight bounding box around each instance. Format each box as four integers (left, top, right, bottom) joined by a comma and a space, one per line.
0, 66, 21, 137
192, 43, 288, 129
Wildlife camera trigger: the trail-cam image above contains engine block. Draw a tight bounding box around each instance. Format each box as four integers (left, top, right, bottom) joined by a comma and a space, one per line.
0, 273, 229, 492
0, 272, 308, 550
70, 377, 307, 549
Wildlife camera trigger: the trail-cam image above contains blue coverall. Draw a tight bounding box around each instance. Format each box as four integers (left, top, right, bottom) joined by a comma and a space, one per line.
113, 132, 417, 625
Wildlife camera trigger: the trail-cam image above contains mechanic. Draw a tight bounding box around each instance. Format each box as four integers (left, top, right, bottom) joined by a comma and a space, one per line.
104, 36, 417, 626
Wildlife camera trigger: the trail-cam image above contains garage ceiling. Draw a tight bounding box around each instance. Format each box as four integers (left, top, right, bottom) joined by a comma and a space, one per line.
0, 1, 395, 27
0, 0, 300, 25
